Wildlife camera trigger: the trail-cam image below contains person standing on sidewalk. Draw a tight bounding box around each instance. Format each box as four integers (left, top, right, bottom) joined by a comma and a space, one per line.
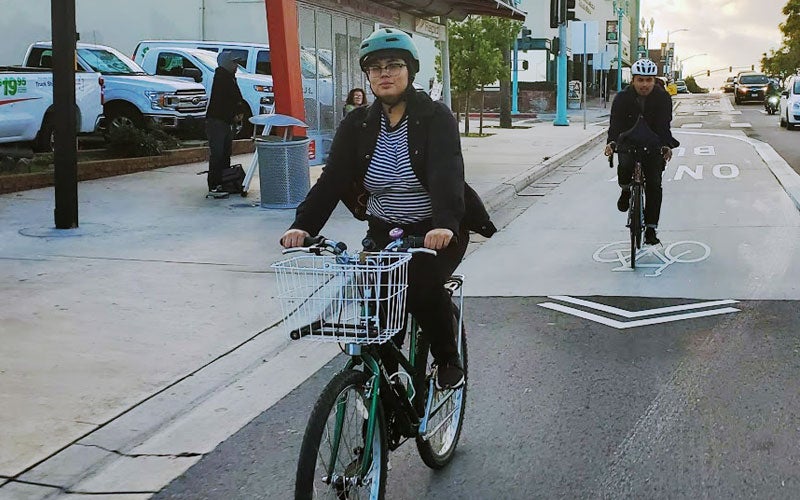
205, 50, 245, 197
604, 58, 679, 245
280, 28, 496, 390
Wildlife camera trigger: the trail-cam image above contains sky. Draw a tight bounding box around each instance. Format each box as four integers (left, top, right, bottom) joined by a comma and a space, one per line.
639, 0, 787, 88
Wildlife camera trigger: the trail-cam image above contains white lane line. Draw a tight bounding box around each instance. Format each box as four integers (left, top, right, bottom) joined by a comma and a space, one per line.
538, 303, 740, 329
693, 112, 708, 116
730, 122, 752, 128
548, 296, 739, 318
681, 123, 703, 128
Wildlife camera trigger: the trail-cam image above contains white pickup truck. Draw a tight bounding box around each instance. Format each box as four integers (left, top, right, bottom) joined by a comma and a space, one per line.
23, 42, 208, 134
135, 47, 275, 138
0, 67, 103, 151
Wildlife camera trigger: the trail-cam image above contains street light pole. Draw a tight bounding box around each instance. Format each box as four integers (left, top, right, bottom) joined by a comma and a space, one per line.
613, 0, 627, 92
665, 28, 688, 79
640, 16, 654, 54
678, 52, 706, 78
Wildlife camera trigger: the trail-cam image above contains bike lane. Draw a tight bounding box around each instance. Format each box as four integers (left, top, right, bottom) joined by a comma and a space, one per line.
460, 129, 800, 300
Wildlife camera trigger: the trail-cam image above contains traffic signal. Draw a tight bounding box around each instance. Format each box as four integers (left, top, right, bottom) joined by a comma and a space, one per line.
550, 0, 559, 28
707, 70, 711, 77
522, 60, 529, 70
751, 64, 755, 70
552, 36, 560, 54
729, 66, 732, 72
565, 0, 577, 21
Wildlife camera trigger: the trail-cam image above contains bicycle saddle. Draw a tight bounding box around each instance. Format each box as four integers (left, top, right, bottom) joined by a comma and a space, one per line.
617, 115, 662, 151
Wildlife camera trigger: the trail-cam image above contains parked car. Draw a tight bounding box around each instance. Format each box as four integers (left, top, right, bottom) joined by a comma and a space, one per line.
779, 75, 800, 130
0, 66, 103, 151
136, 46, 275, 138
733, 72, 769, 104
723, 76, 735, 93
133, 40, 334, 122
23, 42, 207, 134
675, 79, 689, 93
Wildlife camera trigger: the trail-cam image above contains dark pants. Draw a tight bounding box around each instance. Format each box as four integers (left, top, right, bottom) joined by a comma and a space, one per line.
206, 118, 233, 190
618, 152, 665, 227
367, 217, 469, 364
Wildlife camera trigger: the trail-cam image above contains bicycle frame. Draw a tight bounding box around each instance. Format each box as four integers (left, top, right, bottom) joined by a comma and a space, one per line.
324, 275, 465, 480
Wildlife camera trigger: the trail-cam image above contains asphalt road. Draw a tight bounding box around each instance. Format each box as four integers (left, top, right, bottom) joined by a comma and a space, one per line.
153, 93, 800, 499
154, 296, 800, 500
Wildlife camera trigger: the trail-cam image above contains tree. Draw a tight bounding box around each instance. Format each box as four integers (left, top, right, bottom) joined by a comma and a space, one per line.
762, 0, 800, 77
478, 18, 523, 128
684, 76, 707, 94
448, 17, 505, 135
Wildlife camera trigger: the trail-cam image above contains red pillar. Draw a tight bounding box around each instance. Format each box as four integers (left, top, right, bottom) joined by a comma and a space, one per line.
265, 0, 305, 121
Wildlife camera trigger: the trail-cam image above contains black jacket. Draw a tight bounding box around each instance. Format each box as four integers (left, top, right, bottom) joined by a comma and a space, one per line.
290, 90, 496, 238
607, 85, 679, 148
206, 67, 244, 124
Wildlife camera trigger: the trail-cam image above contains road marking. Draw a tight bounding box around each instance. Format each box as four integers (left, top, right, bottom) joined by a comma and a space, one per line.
728, 110, 743, 115
681, 123, 703, 128
538, 302, 740, 330
547, 295, 738, 318
693, 112, 708, 116
730, 122, 752, 128
593, 240, 711, 277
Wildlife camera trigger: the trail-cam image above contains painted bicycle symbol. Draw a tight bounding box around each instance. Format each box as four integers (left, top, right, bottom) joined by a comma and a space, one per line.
593, 240, 711, 277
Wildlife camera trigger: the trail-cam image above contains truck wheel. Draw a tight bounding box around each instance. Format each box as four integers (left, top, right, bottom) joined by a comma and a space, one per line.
33, 114, 55, 153
105, 104, 145, 135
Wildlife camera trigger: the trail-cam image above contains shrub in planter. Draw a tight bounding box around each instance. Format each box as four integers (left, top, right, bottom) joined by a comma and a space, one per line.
106, 123, 163, 157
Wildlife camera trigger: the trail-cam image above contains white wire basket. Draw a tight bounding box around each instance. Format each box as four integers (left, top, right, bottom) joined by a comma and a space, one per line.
271, 252, 411, 344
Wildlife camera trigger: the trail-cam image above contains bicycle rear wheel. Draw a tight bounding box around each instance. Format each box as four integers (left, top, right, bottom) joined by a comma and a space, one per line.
295, 369, 387, 499
415, 306, 468, 469
629, 185, 643, 269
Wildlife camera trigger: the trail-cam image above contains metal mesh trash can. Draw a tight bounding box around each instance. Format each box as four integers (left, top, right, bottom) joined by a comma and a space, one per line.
256, 135, 311, 209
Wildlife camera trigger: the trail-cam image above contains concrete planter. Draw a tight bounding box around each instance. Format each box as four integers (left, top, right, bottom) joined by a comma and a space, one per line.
0, 139, 255, 194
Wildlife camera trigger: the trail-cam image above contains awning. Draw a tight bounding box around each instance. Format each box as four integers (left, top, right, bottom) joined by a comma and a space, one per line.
372, 0, 526, 21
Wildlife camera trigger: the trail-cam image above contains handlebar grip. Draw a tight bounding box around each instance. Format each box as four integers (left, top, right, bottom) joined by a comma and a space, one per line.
405, 235, 426, 248
303, 235, 325, 247
608, 154, 614, 169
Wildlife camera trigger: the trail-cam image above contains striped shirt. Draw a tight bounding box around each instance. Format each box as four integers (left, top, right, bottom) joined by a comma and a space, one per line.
363, 114, 433, 224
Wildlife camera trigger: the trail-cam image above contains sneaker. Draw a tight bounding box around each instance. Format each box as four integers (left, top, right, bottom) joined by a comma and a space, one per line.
617, 190, 630, 212
644, 227, 660, 245
206, 185, 229, 199
435, 358, 465, 390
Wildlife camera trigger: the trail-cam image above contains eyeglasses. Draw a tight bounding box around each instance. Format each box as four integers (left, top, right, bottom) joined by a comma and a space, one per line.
366, 62, 407, 78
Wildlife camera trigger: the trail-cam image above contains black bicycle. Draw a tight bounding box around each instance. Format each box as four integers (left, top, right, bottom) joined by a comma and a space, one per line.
609, 143, 650, 269
272, 231, 467, 499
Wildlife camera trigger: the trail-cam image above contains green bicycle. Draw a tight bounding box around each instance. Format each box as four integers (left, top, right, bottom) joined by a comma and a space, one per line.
272, 230, 467, 499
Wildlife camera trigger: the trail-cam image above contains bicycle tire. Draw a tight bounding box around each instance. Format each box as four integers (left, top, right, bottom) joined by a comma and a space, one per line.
295, 369, 387, 499
415, 306, 468, 469
629, 185, 643, 269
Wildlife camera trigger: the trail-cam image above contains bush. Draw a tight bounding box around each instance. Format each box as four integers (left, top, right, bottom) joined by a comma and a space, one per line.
105, 123, 179, 157
685, 76, 708, 94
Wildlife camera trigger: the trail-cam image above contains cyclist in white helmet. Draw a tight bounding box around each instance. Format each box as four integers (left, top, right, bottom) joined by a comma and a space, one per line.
604, 58, 679, 245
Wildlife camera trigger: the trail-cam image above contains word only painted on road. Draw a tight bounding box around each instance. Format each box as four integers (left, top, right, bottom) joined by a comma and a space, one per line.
593, 240, 711, 277
608, 146, 741, 182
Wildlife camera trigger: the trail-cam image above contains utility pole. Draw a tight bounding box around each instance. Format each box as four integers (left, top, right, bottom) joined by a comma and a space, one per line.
52, 0, 79, 229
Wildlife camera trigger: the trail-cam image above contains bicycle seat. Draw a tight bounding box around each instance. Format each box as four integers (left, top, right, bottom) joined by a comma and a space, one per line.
617, 115, 662, 153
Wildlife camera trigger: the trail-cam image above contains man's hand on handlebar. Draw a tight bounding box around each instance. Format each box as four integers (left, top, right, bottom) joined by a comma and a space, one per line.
661, 146, 673, 162
425, 228, 454, 251
604, 142, 615, 157
281, 229, 310, 248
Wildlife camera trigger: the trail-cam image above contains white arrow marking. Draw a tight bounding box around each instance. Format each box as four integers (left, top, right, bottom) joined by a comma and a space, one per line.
538, 302, 740, 329
548, 296, 738, 318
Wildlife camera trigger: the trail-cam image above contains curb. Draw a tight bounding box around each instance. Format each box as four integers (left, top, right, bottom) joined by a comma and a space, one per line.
482, 127, 607, 212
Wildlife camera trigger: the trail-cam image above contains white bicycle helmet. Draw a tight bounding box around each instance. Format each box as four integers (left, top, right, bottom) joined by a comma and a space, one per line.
631, 58, 658, 76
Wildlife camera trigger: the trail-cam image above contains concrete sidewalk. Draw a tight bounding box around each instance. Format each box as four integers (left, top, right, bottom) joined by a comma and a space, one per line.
0, 108, 608, 498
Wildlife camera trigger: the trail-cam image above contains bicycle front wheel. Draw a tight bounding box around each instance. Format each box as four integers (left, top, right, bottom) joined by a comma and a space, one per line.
295, 369, 387, 499
416, 307, 468, 469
